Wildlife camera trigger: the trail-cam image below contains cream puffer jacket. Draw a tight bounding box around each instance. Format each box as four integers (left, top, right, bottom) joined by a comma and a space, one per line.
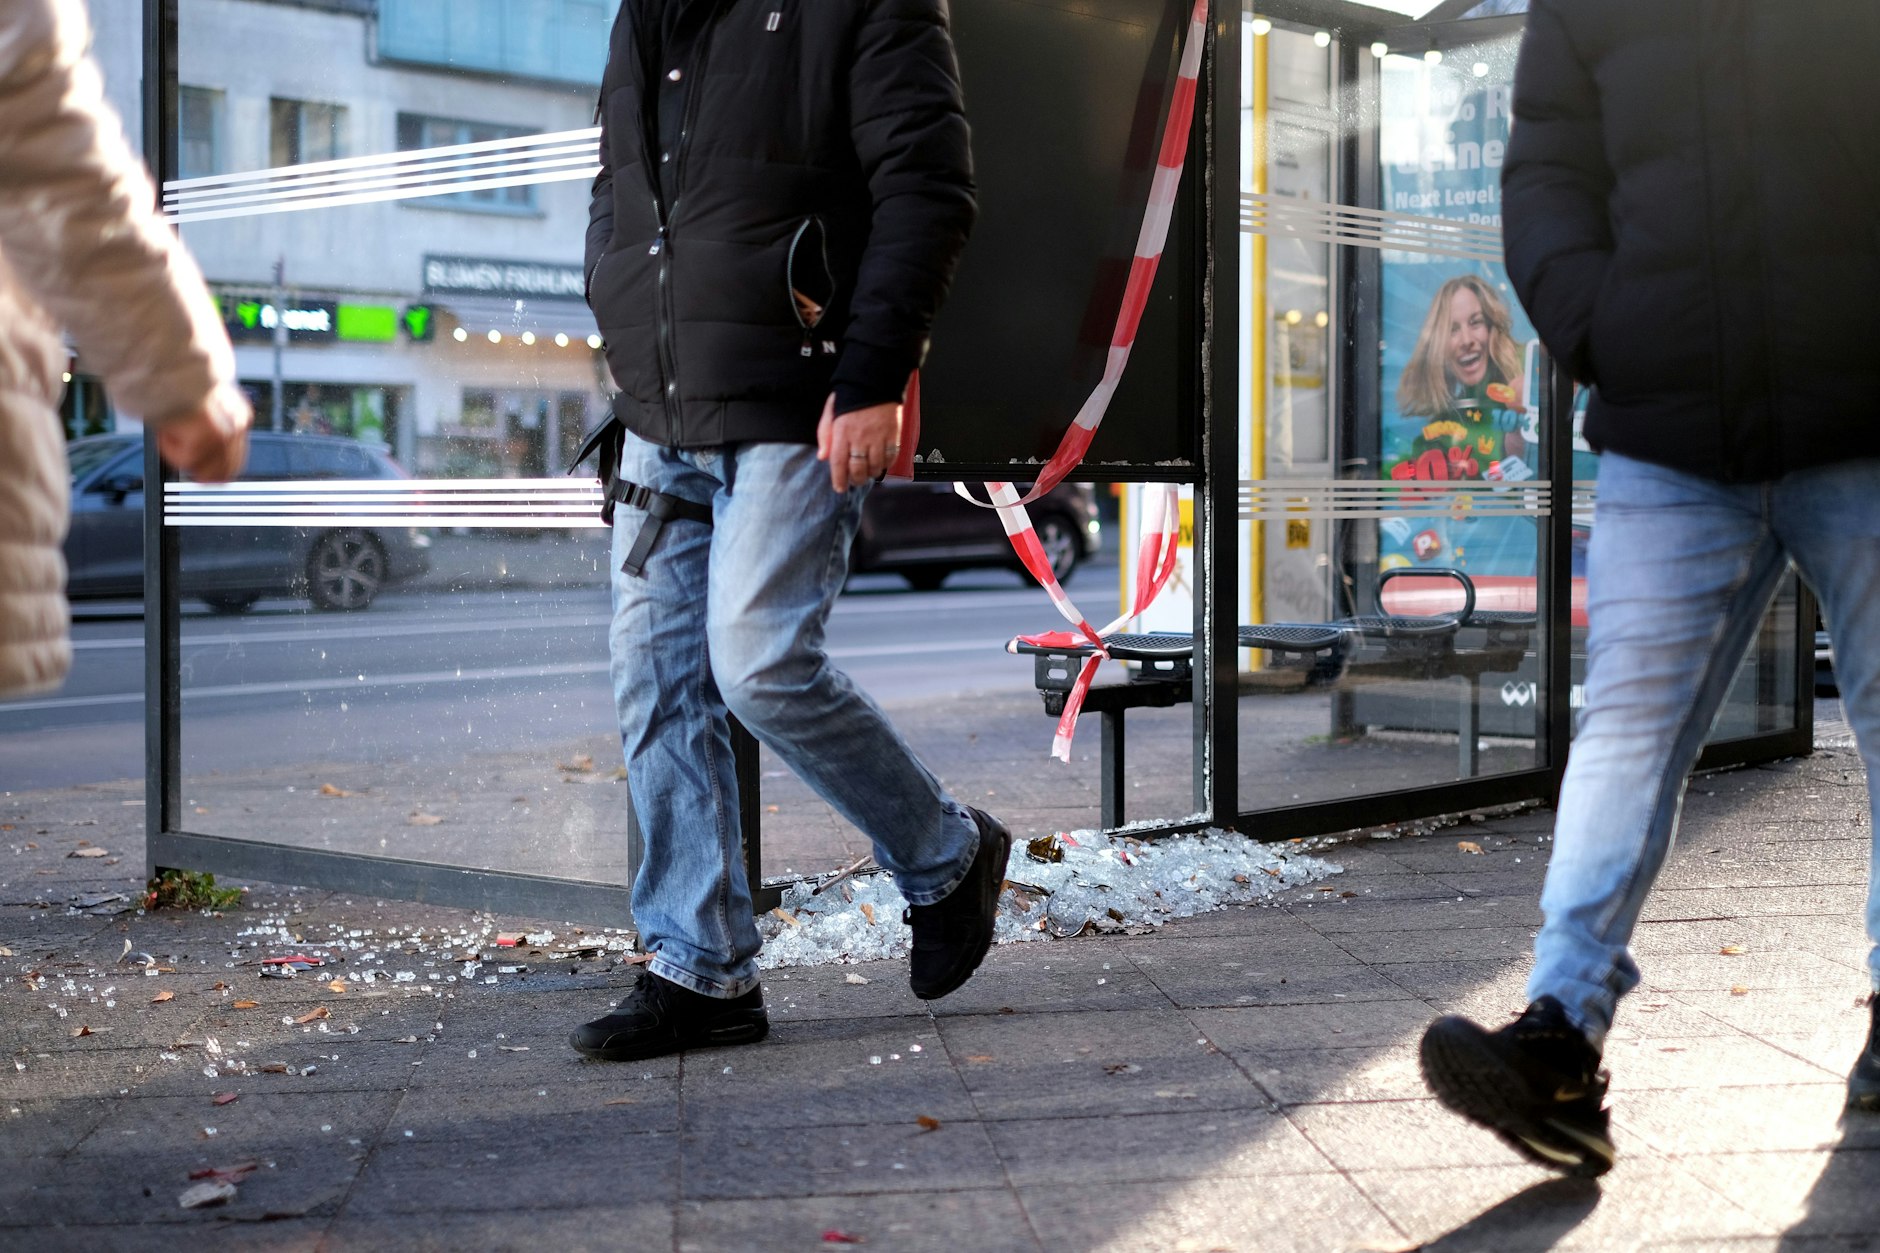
0, 0, 240, 698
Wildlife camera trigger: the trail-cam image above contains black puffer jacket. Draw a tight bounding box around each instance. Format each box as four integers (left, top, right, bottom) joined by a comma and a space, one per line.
585, 0, 976, 448
1502, 0, 1880, 483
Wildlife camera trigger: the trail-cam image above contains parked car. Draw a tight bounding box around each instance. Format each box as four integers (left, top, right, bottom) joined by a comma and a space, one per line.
849, 480, 1101, 590
63, 432, 431, 613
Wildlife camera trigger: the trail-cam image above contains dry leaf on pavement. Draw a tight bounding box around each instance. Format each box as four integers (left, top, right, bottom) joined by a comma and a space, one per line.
407, 812, 444, 826
1730, 985, 1750, 996
1719, 944, 1747, 956
212, 1092, 239, 1106
915, 1116, 941, 1132
318, 783, 355, 798
232, 1000, 259, 1010
151, 990, 175, 1004
293, 1006, 331, 1024
770, 907, 799, 928
1457, 840, 1484, 855
327, 979, 347, 993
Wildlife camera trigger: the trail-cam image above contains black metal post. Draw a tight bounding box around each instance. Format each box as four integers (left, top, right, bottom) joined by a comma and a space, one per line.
1542, 353, 1575, 804
143, 0, 181, 875
1200, 0, 1241, 827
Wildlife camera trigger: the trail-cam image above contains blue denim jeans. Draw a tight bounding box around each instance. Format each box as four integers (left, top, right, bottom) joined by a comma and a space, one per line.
608, 430, 980, 998
1530, 451, 1880, 1044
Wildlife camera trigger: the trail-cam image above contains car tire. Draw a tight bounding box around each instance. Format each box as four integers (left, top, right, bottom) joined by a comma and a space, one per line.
307, 529, 387, 612
1033, 513, 1081, 584
903, 568, 951, 592
201, 592, 261, 615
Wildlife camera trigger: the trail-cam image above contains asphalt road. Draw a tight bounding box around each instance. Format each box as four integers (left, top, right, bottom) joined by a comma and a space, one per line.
0, 560, 1122, 791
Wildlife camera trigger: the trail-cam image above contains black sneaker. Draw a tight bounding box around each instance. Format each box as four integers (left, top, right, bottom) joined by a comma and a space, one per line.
906, 807, 1012, 1000
1848, 994, 1880, 1111
568, 971, 768, 1062
1420, 997, 1616, 1177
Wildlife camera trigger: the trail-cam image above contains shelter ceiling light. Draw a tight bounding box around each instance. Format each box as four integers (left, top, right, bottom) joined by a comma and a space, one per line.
487, 330, 503, 344
452, 327, 468, 342
1424, 48, 1444, 64
586, 334, 603, 350
1314, 311, 1330, 328
554, 333, 570, 348
521, 331, 536, 345
1472, 61, 1491, 77
1313, 30, 1331, 47
1250, 17, 1272, 36
1371, 41, 1389, 58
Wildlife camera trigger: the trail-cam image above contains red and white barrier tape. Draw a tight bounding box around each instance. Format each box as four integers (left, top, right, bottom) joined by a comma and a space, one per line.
975, 0, 1207, 760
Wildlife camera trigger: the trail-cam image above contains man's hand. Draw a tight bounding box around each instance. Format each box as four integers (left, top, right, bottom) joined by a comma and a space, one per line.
816, 395, 901, 492
155, 385, 251, 483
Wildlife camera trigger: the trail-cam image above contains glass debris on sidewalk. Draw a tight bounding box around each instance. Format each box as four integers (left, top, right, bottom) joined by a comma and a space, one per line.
754, 827, 1342, 968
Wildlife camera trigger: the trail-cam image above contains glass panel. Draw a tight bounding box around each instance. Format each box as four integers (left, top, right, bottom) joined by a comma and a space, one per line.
1232, 16, 1545, 812
153, 0, 1150, 900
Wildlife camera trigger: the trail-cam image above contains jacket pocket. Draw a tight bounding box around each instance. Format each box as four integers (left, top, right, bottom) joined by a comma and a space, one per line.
786, 216, 838, 356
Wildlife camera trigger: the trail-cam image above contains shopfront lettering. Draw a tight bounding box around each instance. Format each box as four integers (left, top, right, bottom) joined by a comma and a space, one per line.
422, 254, 586, 302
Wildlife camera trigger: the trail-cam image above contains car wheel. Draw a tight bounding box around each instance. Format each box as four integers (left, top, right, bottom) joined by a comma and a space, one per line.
903, 568, 951, 592
201, 592, 261, 615
307, 529, 386, 612
1033, 514, 1081, 583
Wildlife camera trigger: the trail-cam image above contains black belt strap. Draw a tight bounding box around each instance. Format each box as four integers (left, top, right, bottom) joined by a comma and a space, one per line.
608, 477, 713, 578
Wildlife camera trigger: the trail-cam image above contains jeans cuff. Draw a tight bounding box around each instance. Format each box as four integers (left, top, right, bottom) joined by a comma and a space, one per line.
648, 954, 759, 1000
894, 805, 981, 907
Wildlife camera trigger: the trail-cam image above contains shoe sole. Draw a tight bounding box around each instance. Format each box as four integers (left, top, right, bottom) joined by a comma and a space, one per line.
1420, 1019, 1615, 1178
912, 820, 1013, 1001
568, 1013, 769, 1063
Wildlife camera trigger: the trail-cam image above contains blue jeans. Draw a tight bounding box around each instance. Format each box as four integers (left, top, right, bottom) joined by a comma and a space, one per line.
608, 431, 979, 998
1530, 451, 1880, 1044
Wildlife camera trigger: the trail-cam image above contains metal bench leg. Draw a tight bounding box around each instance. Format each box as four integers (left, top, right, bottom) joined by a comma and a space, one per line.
1458, 674, 1481, 778
1100, 708, 1125, 830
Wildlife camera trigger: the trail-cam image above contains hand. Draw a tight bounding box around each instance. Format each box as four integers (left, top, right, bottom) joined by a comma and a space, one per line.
155, 385, 251, 483
816, 394, 901, 492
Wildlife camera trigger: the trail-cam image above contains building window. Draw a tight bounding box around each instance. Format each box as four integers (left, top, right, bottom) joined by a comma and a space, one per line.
378, 0, 619, 87
177, 86, 224, 179
396, 113, 537, 212
271, 98, 349, 167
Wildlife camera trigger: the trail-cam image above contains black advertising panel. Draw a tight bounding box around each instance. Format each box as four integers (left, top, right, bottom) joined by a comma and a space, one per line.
917, 0, 1197, 479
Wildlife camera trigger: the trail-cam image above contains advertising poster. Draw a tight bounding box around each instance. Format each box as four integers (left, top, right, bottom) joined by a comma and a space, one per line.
1377, 56, 1538, 578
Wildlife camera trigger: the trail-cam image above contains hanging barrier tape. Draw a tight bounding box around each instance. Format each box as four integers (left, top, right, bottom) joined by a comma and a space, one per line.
956, 0, 1206, 760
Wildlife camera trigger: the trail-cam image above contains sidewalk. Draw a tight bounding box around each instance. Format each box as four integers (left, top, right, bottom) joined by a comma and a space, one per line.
2, 724, 1874, 1251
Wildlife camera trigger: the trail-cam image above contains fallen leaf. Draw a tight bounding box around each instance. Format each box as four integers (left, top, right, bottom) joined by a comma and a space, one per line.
327, 979, 347, 993
67, 847, 109, 858
1730, 985, 1750, 997
620, 952, 655, 966
1457, 840, 1484, 855
770, 907, 799, 928
821, 1233, 865, 1246
293, 1006, 331, 1024
232, 1000, 259, 1010
211, 981, 227, 991
71, 1025, 93, 1038
604, 1096, 637, 1106
844, 973, 870, 986
178, 1180, 238, 1209
212, 1092, 239, 1106
0, 947, 12, 958
1260, 867, 1282, 877
151, 990, 175, 1004
193, 807, 209, 815
1340, 891, 1357, 898
965, 1054, 994, 1064
407, 812, 444, 826
258, 1063, 290, 1074
764, 805, 780, 814
859, 903, 876, 926
1719, 944, 1748, 956
318, 783, 354, 798
556, 755, 595, 774
915, 1115, 942, 1132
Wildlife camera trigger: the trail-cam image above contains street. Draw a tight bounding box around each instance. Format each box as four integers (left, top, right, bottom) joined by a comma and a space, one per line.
0, 558, 1122, 792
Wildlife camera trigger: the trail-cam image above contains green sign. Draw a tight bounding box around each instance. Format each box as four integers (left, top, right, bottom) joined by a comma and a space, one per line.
336, 303, 399, 343
401, 305, 435, 341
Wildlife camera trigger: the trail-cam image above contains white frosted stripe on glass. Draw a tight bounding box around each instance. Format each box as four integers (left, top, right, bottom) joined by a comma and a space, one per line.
162, 127, 601, 193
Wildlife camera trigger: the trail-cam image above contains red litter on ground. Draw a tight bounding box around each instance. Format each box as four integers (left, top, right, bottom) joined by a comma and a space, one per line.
820, 1233, 865, 1246
261, 955, 324, 969
495, 934, 523, 947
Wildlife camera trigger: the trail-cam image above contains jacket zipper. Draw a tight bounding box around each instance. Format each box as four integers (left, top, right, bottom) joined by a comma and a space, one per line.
644, 1, 730, 446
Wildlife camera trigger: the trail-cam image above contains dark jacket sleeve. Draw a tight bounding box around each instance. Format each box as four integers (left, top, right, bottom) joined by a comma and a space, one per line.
584, 11, 624, 303
1501, 0, 1613, 384
831, 0, 977, 416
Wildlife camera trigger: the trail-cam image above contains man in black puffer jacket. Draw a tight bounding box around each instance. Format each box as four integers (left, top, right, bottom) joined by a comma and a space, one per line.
1419, 0, 1880, 1176
569, 0, 1013, 1065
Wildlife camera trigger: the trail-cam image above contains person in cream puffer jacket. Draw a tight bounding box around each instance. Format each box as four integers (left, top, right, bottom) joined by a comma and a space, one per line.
0, 0, 249, 698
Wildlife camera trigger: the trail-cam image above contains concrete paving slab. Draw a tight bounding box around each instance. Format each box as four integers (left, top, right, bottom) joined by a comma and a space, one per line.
1231, 1041, 1430, 1105
985, 1107, 1332, 1184
1284, 1098, 1542, 1172
1131, 948, 1415, 1010
925, 942, 1171, 1017
0, 1097, 114, 1158
1188, 1000, 1445, 1055
936, 1008, 1269, 1121
672, 1188, 1042, 1253
324, 1206, 671, 1252
340, 1130, 680, 1214
0, 1144, 361, 1227
680, 1117, 1006, 1200
76, 1091, 398, 1158
1324, 924, 1540, 965
1698, 1149, 1880, 1237
1610, 1084, 1858, 1156
1016, 1174, 1401, 1253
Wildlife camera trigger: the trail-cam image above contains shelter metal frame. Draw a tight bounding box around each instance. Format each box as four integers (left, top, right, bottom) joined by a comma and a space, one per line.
140, 0, 1814, 928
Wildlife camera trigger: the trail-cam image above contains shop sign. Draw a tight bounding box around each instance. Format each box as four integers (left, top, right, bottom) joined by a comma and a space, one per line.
335, 303, 399, 343
226, 298, 338, 344
422, 254, 585, 302
401, 305, 436, 341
